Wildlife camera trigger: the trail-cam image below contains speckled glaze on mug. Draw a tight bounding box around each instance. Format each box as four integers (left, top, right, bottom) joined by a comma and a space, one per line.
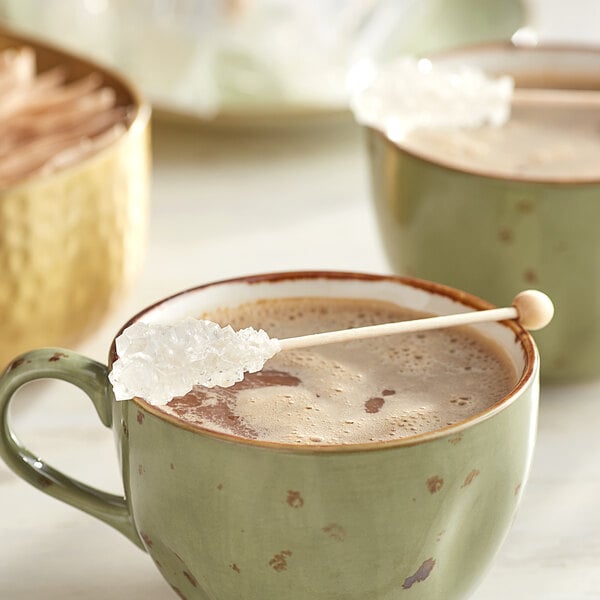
365, 43, 600, 381
0, 272, 539, 600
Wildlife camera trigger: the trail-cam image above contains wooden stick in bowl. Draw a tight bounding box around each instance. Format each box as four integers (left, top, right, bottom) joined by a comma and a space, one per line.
0, 44, 133, 187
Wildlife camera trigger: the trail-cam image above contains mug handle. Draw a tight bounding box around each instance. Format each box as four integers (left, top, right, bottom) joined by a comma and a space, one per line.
0, 348, 143, 549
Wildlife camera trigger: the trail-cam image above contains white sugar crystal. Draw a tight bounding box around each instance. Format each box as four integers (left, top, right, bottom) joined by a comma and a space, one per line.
350, 57, 514, 141
109, 317, 281, 406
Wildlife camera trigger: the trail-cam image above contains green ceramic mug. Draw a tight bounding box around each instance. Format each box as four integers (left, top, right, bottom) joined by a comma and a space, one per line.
365, 43, 600, 382
0, 272, 538, 600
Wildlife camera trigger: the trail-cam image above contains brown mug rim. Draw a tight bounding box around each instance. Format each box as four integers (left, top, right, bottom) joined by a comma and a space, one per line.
367, 40, 600, 186
109, 271, 538, 453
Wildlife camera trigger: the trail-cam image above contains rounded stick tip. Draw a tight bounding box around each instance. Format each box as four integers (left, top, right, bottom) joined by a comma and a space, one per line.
512, 290, 554, 330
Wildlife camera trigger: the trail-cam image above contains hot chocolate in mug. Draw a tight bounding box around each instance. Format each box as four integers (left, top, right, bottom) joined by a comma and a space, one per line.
0, 272, 539, 600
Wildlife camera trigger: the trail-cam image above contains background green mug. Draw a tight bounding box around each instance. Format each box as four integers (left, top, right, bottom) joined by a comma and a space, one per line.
365, 43, 600, 381
0, 272, 538, 600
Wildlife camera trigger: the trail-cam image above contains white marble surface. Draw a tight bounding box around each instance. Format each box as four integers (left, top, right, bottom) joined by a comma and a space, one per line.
3, 3, 600, 596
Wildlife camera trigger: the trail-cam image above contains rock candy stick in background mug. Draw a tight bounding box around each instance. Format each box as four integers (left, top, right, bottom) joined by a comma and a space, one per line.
0, 272, 541, 600
358, 44, 600, 381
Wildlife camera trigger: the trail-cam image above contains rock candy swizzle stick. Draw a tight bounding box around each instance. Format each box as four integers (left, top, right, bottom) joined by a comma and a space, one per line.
110, 290, 553, 406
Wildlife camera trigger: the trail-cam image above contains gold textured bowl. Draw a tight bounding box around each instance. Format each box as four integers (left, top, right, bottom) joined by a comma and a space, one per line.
0, 28, 151, 367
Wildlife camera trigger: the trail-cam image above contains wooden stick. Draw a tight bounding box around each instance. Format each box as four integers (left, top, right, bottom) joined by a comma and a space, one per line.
513, 87, 600, 108
278, 290, 553, 352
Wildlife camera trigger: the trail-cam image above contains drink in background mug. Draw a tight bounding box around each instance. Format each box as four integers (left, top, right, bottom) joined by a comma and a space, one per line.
365, 43, 600, 381
0, 272, 538, 600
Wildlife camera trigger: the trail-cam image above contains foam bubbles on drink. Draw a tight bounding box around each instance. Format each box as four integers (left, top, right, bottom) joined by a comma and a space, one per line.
158, 298, 518, 445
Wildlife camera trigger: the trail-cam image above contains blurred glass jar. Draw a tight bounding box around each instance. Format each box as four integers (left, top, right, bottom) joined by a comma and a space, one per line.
0, 0, 525, 118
